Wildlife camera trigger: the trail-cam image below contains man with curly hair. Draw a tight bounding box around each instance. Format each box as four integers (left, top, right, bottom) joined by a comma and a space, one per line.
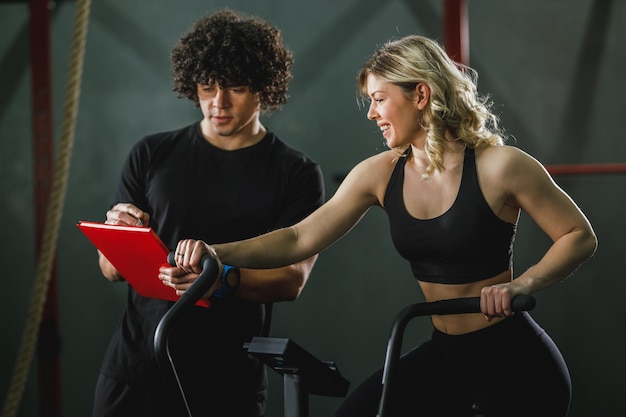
91, 9, 324, 417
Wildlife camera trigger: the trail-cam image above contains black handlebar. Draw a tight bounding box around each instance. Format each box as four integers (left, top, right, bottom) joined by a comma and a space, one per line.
154, 252, 219, 417
377, 295, 536, 417
167, 250, 177, 267
411, 294, 536, 316
165, 252, 219, 305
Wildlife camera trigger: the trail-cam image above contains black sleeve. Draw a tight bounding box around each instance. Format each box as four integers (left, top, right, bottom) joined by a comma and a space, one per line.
274, 157, 325, 230
112, 139, 151, 213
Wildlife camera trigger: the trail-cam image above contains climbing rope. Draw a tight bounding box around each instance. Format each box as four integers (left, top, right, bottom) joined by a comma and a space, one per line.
1, 0, 91, 416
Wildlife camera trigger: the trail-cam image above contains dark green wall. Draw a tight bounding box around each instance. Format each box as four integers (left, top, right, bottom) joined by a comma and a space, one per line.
1, 1, 624, 416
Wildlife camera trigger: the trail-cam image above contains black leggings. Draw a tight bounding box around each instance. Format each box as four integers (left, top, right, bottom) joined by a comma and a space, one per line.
334, 312, 571, 417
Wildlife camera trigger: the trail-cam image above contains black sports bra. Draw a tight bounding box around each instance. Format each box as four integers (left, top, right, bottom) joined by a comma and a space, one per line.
383, 147, 516, 284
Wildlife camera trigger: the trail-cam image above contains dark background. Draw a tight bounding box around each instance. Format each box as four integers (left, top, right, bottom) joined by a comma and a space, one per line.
1, 1, 624, 416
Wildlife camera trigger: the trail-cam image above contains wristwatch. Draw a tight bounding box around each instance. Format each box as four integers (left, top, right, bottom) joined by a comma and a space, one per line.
213, 264, 240, 298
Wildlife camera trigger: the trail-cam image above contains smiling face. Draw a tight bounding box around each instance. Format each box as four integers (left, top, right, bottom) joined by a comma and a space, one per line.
365, 73, 428, 149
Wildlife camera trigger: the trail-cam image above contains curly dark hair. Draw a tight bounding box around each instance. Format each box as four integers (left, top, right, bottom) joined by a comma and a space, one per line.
171, 9, 293, 111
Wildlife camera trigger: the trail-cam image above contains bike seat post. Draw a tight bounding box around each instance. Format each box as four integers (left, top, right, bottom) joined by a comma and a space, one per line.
284, 373, 309, 417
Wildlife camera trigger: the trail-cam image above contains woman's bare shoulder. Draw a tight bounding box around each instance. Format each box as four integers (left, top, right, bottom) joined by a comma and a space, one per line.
349, 149, 402, 175
477, 144, 543, 176
336, 149, 401, 205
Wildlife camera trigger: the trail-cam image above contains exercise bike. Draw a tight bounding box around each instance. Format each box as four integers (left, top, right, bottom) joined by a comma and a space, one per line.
154, 253, 535, 417
376, 294, 536, 417
154, 253, 349, 417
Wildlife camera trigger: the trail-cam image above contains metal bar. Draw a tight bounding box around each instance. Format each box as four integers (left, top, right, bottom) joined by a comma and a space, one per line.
444, 0, 469, 65
546, 163, 626, 175
284, 374, 309, 417
28, 0, 62, 416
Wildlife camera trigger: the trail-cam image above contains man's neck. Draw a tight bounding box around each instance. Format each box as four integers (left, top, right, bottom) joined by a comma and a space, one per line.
200, 119, 267, 151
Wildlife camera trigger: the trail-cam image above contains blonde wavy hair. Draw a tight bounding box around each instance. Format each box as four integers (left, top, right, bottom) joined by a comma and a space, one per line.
358, 35, 505, 178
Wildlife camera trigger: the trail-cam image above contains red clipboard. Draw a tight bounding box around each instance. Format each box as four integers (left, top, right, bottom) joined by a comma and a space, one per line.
77, 221, 210, 308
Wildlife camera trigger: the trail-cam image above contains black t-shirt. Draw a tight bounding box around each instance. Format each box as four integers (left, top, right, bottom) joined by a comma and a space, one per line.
100, 122, 324, 414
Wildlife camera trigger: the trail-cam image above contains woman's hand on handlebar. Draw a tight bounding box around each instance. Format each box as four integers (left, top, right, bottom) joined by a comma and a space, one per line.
172, 239, 221, 274
159, 239, 222, 298
480, 282, 528, 322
